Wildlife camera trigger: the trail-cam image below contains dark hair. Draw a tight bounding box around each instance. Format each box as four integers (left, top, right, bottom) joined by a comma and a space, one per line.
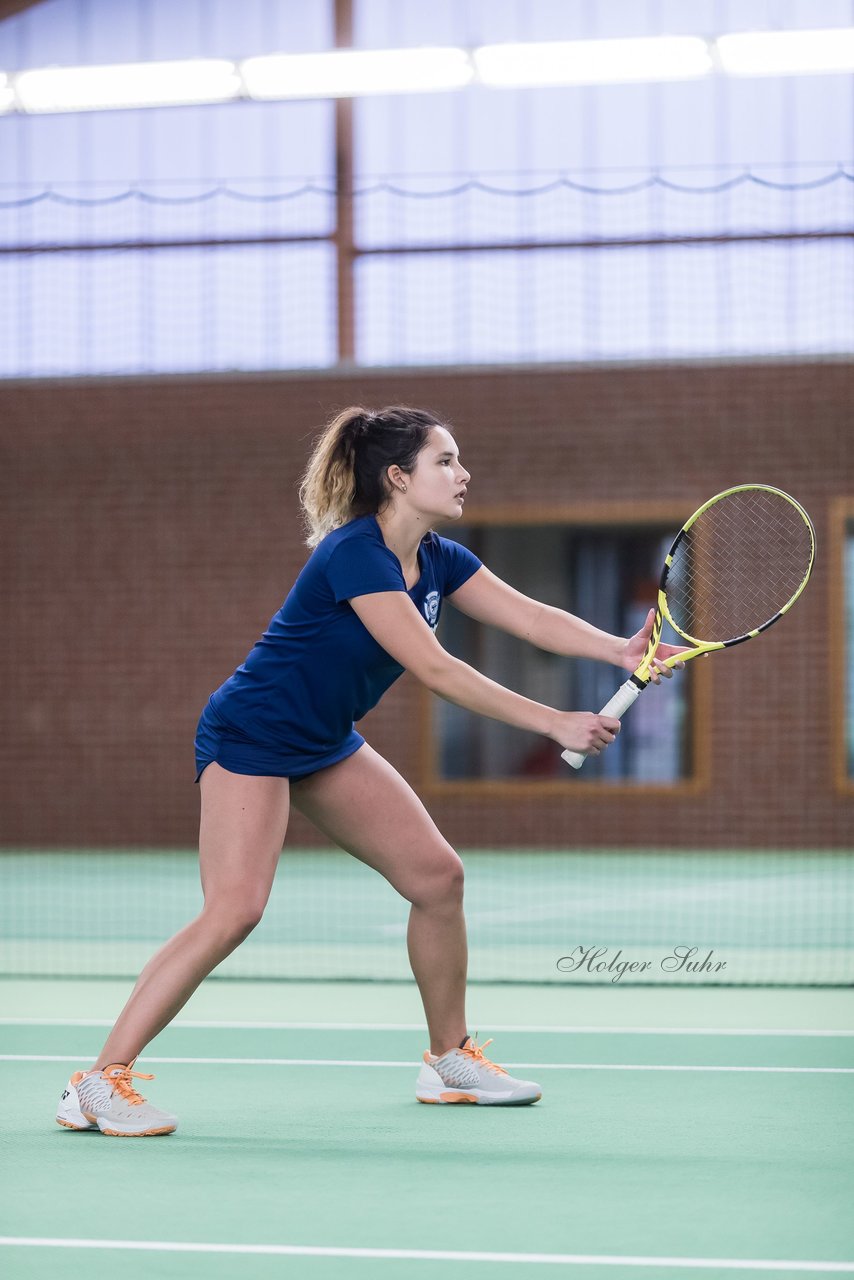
299, 405, 447, 547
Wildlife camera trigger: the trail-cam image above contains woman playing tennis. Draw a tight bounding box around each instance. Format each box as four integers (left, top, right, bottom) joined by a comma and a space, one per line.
56, 405, 684, 1136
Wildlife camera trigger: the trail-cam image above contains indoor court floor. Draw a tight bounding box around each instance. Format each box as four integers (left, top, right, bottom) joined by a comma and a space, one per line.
1, 978, 852, 1280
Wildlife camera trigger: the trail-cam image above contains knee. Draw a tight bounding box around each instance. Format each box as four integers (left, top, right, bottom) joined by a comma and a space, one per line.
410, 849, 465, 911
202, 897, 266, 945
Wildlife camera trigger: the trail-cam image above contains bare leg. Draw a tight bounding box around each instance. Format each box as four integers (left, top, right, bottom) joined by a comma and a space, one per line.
291, 745, 468, 1056
92, 762, 290, 1069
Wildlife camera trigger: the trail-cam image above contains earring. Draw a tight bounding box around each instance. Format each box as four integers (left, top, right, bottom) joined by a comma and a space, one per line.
399, 484, 407, 493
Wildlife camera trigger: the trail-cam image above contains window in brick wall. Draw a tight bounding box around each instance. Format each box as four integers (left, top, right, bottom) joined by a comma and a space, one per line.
434, 522, 691, 783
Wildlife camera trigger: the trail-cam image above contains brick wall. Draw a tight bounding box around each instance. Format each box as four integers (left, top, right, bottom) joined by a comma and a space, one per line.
1, 360, 851, 849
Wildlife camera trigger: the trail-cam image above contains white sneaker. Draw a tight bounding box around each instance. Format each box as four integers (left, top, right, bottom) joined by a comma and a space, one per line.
416, 1036, 542, 1106
56, 1062, 177, 1137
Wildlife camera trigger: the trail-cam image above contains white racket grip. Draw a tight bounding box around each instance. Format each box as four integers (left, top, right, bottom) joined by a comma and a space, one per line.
562, 680, 642, 770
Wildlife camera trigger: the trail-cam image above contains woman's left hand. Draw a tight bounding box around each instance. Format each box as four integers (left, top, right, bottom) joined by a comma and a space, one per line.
621, 607, 691, 684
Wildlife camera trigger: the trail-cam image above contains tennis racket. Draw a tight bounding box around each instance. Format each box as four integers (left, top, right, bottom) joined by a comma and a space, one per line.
563, 483, 816, 770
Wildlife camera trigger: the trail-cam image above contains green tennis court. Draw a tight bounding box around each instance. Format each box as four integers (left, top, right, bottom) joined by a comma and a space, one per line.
2, 980, 853, 1279
2, 848, 853, 1279
3, 848, 852, 985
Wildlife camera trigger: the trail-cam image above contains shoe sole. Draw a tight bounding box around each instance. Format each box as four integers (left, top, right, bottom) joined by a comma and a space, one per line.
416, 1089, 541, 1106
56, 1084, 177, 1136
56, 1115, 176, 1136
99, 1125, 177, 1137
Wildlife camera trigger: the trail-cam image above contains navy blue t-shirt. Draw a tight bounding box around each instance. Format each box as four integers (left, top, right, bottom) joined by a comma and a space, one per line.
203, 515, 481, 774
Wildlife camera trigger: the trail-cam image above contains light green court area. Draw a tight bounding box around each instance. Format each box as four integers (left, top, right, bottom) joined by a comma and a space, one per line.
1, 980, 853, 1280
3, 849, 853, 985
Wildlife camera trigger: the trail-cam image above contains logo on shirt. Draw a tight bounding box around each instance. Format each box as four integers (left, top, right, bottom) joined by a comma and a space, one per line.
423, 591, 440, 631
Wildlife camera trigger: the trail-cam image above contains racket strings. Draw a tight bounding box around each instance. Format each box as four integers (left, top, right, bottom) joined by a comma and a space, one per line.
665, 489, 813, 643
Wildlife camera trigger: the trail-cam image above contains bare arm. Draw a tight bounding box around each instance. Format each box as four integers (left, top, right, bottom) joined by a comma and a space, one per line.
348, 591, 619, 758
447, 567, 686, 681
447, 567, 625, 664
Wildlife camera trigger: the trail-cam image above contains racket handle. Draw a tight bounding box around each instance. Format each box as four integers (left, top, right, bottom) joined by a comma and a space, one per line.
562, 680, 642, 770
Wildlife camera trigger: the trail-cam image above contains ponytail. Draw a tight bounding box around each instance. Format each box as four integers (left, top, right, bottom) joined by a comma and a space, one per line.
298, 405, 443, 548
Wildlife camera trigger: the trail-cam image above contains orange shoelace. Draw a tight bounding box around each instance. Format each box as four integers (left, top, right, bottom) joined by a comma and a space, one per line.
459, 1036, 508, 1077
102, 1062, 155, 1106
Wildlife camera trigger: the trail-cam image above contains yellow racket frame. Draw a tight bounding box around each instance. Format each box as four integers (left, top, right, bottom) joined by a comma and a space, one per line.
634, 482, 816, 685
563, 483, 816, 770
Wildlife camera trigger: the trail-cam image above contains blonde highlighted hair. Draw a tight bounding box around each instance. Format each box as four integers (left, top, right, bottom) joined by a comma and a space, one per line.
298, 405, 446, 548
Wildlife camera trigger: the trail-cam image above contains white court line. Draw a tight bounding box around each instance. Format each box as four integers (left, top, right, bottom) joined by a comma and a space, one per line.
1, 1019, 852, 1036
2, 1054, 851, 1073
0, 1238, 852, 1271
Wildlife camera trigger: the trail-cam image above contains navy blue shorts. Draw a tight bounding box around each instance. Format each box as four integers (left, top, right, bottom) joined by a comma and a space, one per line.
194, 700, 365, 784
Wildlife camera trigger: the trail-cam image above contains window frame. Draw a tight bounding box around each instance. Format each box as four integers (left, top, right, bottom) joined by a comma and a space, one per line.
831, 498, 854, 797
418, 501, 712, 798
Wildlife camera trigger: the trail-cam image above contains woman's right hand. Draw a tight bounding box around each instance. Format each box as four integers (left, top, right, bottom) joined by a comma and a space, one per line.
550, 712, 621, 757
